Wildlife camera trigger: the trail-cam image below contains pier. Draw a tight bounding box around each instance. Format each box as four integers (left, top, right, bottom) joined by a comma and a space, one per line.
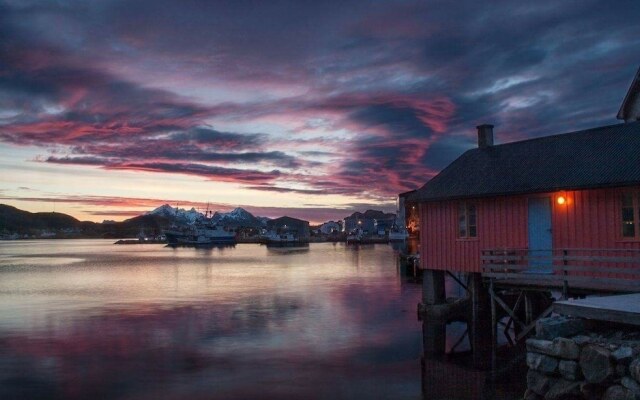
553, 293, 640, 327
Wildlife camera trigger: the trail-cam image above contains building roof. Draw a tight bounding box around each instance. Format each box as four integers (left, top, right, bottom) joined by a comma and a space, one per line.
618, 67, 640, 122
410, 121, 640, 203
266, 216, 309, 226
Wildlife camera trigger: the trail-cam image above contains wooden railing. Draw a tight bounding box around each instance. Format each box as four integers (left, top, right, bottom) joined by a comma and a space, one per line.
481, 248, 640, 293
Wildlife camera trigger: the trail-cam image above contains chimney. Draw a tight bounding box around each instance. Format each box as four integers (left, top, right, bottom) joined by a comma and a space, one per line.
477, 124, 494, 148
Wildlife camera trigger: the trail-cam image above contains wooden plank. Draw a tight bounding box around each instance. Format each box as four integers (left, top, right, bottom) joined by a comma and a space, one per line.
553, 294, 640, 326
483, 265, 640, 275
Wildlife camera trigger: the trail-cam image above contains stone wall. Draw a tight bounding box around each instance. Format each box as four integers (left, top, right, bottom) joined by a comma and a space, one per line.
524, 316, 640, 400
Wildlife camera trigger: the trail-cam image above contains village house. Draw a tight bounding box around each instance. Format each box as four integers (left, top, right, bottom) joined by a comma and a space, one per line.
408, 68, 640, 281
405, 68, 640, 367
343, 210, 396, 235
266, 216, 310, 241
319, 221, 342, 235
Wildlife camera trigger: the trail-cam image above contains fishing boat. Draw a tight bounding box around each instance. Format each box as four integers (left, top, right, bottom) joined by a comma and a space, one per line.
164, 220, 236, 246
388, 225, 409, 242
346, 228, 364, 244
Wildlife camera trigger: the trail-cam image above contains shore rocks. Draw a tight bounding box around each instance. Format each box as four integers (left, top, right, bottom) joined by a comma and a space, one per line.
528, 352, 559, 374
527, 338, 580, 360
602, 385, 635, 400
580, 345, 615, 384
559, 360, 582, 381
524, 317, 640, 400
630, 358, 640, 382
536, 316, 586, 340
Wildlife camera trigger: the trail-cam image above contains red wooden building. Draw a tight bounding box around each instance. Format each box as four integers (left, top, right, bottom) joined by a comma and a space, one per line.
407, 69, 640, 293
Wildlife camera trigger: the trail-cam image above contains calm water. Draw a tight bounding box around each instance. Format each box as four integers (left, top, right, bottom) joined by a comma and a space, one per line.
0, 240, 524, 399
0, 240, 425, 399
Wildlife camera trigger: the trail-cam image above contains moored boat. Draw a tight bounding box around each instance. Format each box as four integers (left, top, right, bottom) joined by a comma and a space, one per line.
388, 225, 409, 241
346, 228, 364, 244
164, 220, 236, 246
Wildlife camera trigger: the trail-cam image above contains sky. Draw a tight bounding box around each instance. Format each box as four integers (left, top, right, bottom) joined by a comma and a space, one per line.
1, 0, 639, 223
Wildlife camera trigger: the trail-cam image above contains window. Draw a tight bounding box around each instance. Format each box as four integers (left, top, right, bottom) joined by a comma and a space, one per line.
622, 191, 640, 239
458, 202, 477, 238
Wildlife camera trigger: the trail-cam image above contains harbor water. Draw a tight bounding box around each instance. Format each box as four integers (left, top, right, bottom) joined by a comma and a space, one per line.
0, 240, 522, 399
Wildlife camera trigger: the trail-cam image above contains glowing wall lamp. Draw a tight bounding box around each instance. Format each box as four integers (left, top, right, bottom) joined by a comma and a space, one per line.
556, 194, 567, 205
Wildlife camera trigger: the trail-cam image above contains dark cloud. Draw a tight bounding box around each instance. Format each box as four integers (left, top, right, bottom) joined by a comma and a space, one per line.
2, 0, 640, 205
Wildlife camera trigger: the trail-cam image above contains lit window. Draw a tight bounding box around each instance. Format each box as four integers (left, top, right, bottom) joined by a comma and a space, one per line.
458, 202, 477, 238
622, 192, 639, 238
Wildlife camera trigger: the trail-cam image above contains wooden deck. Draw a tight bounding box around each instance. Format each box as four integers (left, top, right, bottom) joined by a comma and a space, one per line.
481, 248, 640, 294
553, 293, 640, 326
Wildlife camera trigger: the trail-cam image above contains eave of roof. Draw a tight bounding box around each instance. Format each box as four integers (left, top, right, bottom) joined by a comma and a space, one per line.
410, 121, 640, 203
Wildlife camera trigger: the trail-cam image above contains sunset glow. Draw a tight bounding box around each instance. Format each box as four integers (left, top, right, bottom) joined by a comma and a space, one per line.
1, 1, 638, 222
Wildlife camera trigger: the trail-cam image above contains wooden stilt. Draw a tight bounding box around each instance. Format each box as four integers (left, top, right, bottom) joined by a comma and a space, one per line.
423, 269, 446, 305
470, 272, 491, 369
490, 279, 497, 375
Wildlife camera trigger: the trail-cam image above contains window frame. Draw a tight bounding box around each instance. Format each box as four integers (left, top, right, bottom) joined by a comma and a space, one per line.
621, 190, 640, 240
458, 202, 478, 239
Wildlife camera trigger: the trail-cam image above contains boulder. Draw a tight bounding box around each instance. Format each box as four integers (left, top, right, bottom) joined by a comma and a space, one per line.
544, 379, 581, 400
602, 385, 635, 400
581, 382, 606, 400
621, 376, 640, 398
558, 360, 581, 381
630, 358, 640, 382
526, 338, 579, 359
536, 316, 585, 340
524, 388, 544, 400
580, 345, 615, 384
613, 347, 636, 365
528, 370, 554, 396
553, 337, 580, 360
528, 339, 556, 356
572, 335, 592, 346
527, 353, 559, 374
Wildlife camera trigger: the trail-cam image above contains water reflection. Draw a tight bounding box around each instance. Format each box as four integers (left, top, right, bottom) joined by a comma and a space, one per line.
0, 241, 423, 399
0, 240, 526, 399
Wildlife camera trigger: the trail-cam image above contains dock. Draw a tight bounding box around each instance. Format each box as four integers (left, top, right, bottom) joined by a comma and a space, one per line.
553, 293, 640, 327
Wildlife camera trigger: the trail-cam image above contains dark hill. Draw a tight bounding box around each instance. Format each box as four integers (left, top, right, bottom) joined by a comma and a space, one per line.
0, 204, 89, 233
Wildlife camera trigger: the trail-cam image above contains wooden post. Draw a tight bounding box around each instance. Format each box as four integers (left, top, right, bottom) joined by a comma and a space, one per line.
423, 269, 446, 305
489, 279, 497, 375
524, 291, 533, 325
421, 269, 447, 357
422, 319, 446, 357
469, 272, 491, 369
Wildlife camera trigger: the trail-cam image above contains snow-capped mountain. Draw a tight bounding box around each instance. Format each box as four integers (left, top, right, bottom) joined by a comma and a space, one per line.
146, 205, 268, 227
147, 204, 203, 224
211, 207, 264, 227
256, 216, 271, 226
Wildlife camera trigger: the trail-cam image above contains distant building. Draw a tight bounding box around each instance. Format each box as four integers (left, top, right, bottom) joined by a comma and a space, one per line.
266, 216, 310, 240
344, 210, 395, 235
320, 221, 341, 234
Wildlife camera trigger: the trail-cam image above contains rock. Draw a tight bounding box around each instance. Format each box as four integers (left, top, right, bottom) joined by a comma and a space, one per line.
602, 385, 635, 400
558, 360, 581, 381
528, 370, 554, 396
524, 388, 544, 400
630, 358, 640, 382
553, 337, 580, 360
544, 379, 581, 400
526, 338, 579, 359
573, 335, 592, 346
618, 364, 630, 377
528, 339, 556, 356
621, 376, 640, 398
580, 344, 615, 384
536, 316, 585, 340
527, 353, 559, 374
581, 382, 606, 400
613, 347, 636, 365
